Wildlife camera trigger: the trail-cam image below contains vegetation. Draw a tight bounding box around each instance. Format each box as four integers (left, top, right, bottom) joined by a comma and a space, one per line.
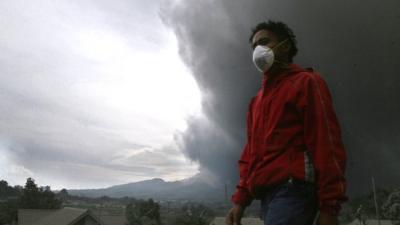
382, 188, 400, 220
339, 187, 400, 224
124, 198, 215, 225
0, 178, 62, 225
126, 198, 161, 225
161, 202, 215, 225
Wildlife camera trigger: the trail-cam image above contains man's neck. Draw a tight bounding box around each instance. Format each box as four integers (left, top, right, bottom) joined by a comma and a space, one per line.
267, 62, 290, 78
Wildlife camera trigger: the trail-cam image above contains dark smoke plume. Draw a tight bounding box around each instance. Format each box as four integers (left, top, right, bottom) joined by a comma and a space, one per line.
161, 0, 400, 195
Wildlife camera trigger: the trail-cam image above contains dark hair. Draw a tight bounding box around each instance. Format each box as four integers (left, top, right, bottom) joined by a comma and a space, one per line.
249, 20, 298, 62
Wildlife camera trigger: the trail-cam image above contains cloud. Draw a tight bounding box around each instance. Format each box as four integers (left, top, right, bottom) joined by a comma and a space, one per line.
0, 140, 34, 186
160, 0, 400, 195
0, 0, 201, 189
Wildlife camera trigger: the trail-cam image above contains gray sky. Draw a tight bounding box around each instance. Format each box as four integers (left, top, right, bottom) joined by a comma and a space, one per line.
1, 0, 399, 195
0, 0, 202, 189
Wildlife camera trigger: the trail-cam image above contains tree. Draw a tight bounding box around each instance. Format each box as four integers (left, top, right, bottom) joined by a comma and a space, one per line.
0, 199, 18, 225
0, 180, 20, 199
0, 180, 22, 225
57, 188, 69, 201
19, 177, 41, 208
19, 178, 62, 209
0, 178, 62, 224
163, 202, 215, 225
126, 198, 161, 225
0, 180, 9, 198
382, 188, 400, 220
38, 186, 62, 209
345, 187, 390, 220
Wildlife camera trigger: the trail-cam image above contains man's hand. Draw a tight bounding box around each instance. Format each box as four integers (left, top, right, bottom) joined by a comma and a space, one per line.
225, 204, 245, 225
317, 211, 338, 225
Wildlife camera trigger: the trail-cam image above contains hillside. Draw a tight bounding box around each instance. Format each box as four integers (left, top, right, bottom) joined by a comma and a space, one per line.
68, 173, 229, 202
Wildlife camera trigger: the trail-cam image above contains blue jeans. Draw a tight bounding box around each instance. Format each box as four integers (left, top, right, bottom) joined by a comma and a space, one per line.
260, 178, 318, 225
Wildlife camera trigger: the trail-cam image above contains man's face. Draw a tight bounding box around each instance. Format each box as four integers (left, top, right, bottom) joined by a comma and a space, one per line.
251, 29, 288, 60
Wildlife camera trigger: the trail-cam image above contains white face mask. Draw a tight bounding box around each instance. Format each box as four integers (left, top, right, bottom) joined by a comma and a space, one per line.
252, 45, 274, 73
252, 39, 289, 73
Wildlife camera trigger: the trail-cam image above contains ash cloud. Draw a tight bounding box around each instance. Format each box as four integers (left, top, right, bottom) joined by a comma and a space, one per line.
161, 0, 400, 195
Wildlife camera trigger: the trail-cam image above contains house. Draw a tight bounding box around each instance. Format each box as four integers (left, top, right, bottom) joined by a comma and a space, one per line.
17, 207, 107, 225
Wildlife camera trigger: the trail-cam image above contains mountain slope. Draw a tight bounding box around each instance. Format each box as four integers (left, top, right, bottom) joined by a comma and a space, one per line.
68, 173, 228, 201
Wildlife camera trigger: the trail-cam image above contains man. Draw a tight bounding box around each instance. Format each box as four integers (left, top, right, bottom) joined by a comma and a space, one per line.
225, 20, 348, 225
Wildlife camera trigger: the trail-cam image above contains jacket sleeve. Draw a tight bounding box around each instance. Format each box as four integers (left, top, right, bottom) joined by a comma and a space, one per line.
296, 73, 348, 216
231, 98, 255, 207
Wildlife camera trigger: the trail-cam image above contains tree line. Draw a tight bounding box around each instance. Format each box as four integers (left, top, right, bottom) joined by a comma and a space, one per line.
125, 198, 215, 225
0, 178, 215, 225
0, 178, 62, 224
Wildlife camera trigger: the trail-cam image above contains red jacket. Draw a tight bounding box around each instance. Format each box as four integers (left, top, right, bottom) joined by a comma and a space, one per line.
231, 64, 348, 216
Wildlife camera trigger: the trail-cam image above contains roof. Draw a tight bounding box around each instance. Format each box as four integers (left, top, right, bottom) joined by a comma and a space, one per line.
211, 217, 264, 225
18, 207, 107, 225
18, 209, 59, 225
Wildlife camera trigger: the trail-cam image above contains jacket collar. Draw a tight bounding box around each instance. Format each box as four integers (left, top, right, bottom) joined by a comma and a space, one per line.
262, 63, 310, 87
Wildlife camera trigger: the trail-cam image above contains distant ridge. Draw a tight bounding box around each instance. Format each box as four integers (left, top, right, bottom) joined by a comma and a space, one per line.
68, 173, 227, 201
